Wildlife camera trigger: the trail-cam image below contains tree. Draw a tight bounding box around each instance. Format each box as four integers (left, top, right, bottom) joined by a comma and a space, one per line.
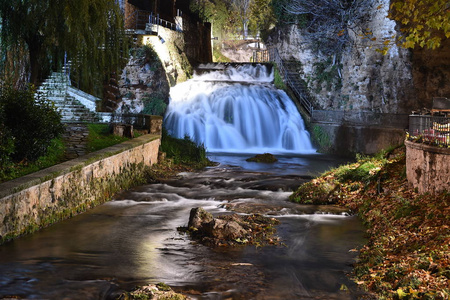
283, 0, 374, 56
249, 0, 275, 37
0, 0, 127, 96
389, 0, 450, 49
231, 0, 252, 38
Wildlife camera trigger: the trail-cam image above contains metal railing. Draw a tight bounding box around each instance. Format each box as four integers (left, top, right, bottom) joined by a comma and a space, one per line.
409, 114, 450, 146
148, 13, 182, 32
124, 10, 182, 33
253, 48, 313, 115
109, 113, 153, 130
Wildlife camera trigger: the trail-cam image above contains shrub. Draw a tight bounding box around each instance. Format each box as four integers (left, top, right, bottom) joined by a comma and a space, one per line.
0, 86, 65, 162
160, 129, 210, 167
142, 92, 167, 116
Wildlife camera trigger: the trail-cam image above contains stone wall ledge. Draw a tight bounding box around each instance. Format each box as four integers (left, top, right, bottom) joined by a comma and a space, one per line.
0, 133, 161, 243
0, 134, 160, 199
405, 140, 450, 155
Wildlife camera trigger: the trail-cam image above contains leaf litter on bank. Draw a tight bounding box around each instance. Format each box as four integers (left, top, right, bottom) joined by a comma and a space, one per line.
290, 146, 450, 299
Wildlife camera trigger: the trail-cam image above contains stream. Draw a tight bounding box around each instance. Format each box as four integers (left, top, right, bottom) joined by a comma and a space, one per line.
0, 64, 367, 299
0, 153, 366, 299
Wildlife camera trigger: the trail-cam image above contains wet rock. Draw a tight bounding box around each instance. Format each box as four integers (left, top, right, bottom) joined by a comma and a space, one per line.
188, 207, 213, 230
204, 218, 248, 240
182, 207, 281, 247
246, 153, 278, 163
121, 282, 186, 299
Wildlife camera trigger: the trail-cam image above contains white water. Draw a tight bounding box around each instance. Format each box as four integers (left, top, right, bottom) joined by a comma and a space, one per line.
165, 64, 316, 154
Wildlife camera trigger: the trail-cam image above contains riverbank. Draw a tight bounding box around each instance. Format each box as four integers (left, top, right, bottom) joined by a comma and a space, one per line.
290, 146, 449, 299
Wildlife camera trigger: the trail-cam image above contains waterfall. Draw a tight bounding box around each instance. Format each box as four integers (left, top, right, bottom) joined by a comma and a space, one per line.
164, 64, 316, 154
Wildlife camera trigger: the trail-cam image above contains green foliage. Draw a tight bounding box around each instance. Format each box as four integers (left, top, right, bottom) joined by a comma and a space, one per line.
312, 57, 342, 92
249, 0, 276, 34
132, 45, 162, 68
160, 129, 211, 168
0, 138, 66, 183
311, 125, 332, 152
273, 64, 287, 90
86, 123, 129, 153
389, 0, 450, 49
142, 92, 167, 116
0, 86, 64, 162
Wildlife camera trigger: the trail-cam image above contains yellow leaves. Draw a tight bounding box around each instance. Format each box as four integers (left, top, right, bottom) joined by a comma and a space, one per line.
389, 0, 448, 50
397, 288, 408, 298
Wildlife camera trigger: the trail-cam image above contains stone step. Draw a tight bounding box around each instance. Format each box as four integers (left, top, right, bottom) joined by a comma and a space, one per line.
36, 71, 101, 123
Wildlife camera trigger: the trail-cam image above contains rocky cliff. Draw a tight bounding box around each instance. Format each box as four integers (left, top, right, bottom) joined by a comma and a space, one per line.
269, 0, 448, 114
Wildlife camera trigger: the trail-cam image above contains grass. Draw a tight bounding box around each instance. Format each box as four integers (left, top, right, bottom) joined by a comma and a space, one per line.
0, 138, 66, 183
159, 129, 212, 168
213, 46, 231, 63
273, 63, 287, 90
0, 123, 135, 184
86, 123, 130, 153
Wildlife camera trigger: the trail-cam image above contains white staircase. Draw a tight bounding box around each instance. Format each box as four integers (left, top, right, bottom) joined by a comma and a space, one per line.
35, 71, 100, 123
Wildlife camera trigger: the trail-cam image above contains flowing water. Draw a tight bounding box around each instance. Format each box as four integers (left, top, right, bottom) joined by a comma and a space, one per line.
165, 64, 315, 154
0, 64, 367, 299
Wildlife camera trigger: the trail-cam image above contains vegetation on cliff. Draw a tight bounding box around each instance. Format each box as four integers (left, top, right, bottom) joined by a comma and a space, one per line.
291, 147, 449, 299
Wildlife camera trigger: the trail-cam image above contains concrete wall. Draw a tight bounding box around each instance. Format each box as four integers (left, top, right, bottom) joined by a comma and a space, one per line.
0, 134, 160, 244
406, 140, 450, 194
311, 122, 406, 155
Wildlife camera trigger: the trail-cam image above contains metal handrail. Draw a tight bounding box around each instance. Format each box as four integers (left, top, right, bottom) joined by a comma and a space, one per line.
148, 13, 182, 32
253, 47, 313, 115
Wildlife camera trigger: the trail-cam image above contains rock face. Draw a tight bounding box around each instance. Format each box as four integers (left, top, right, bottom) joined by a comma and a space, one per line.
268, 0, 443, 113
116, 49, 170, 115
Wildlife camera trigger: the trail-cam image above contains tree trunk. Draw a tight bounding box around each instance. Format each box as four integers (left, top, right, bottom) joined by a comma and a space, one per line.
27, 39, 43, 85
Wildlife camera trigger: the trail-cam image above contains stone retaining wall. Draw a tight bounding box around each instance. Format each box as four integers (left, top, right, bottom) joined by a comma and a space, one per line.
0, 134, 160, 244
62, 123, 89, 159
311, 123, 406, 155
405, 140, 450, 194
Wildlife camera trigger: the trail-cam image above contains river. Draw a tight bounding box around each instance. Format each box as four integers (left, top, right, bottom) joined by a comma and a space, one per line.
0, 64, 366, 299
0, 152, 366, 299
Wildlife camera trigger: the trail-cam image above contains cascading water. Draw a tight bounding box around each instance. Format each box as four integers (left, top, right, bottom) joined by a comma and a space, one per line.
165, 64, 316, 154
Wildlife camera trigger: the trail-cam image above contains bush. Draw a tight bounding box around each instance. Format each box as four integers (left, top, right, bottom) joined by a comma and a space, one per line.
160, 129, 211, 168
142, 92, 167, 116
0, 86, 65, 162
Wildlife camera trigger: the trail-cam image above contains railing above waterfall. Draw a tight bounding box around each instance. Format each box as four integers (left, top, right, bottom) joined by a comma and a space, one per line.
124, 10, 182, 33
252, 48, 313, 116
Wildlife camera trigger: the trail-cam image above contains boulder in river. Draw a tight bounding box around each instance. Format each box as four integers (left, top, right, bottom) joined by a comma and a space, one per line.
181, 207, 281, 247
246, 153, 278, 163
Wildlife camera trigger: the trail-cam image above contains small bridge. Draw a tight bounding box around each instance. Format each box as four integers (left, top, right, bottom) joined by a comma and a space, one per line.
124, 10, 182, 35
